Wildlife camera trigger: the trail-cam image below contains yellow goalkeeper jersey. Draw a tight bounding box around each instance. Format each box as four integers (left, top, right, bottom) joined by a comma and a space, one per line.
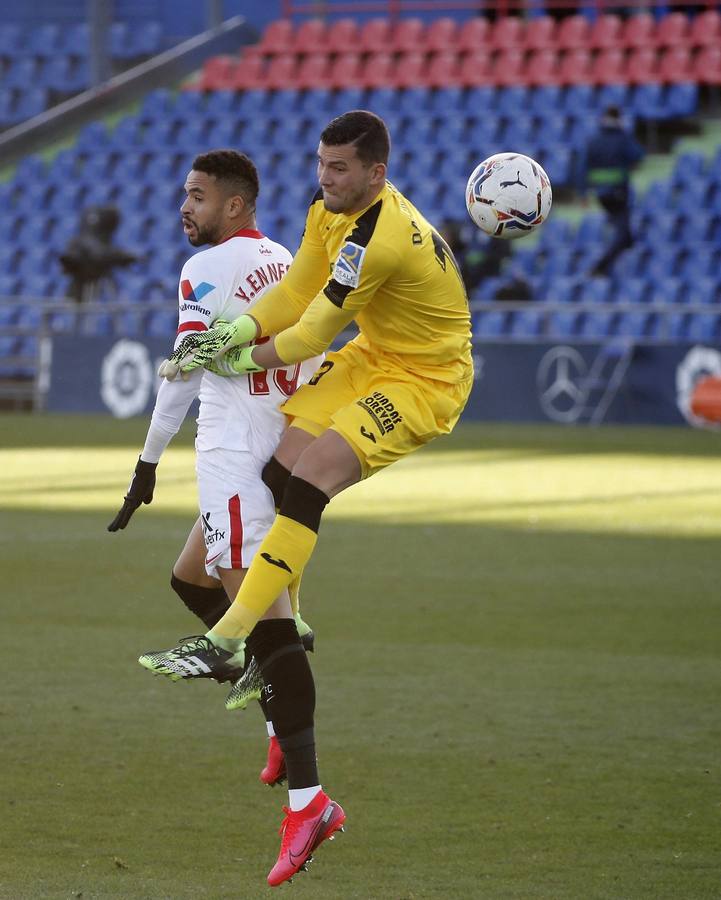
250, 182, 473, 385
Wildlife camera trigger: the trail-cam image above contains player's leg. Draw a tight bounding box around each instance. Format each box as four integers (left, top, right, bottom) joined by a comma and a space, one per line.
170, 518, 231, 629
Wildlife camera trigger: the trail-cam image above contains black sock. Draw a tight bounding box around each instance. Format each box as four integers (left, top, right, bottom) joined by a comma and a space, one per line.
170, 573, 230, 629
262, 456, 291, 509
247, 619, 318, 789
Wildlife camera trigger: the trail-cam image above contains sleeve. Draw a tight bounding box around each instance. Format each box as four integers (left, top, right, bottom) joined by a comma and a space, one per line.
275, 202, 398, 364
173, 253, 225, 351
248, 198, 331, 337
140, 370, 202, 463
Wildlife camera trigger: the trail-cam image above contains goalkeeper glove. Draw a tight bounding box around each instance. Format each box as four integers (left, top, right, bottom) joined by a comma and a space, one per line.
206, 346, 265, 377
159, 315, 258, 380
107, 457, 157, 531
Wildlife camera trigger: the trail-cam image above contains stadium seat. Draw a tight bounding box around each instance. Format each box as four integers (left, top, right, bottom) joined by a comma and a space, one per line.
588, 15, 623, 50
326, 18, 359, 53
625, 48, 659, 85
358, 52, 395, 89
489, 16, 524, 49
549, 310, 582, 337
457, 16, 491, 52
689, 9, 721, 48
492, 49, 528, 87
692, 46, 721, 86
527, 50, 560, 87
265, 54, 297, 90
424, 17, 458, 52
558, 49, 592, 85
293, 19, 327, 54
195, 56, 238, 90
590, 48, 626, 85
230, 55, 266, 90
295, 52, 330, 89
556, 15, 590, 51
654, 12, 689, 49
524, 16, 556, 51
423, 52, 461, 88
621, 14, 655, 49
631, 82, 665, 119
687, 313, 720, 342
665, 82, 698, 118
658, 47, 693, 84
391, 51, 427, 89
358, 18, 392, 53
256, 19, 294, 55
327, 52, 363, 89
457, 50, 493, 87
391, 18, 425, 52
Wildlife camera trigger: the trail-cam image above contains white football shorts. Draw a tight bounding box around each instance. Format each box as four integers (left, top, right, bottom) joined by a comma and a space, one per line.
195, 447, 276, 578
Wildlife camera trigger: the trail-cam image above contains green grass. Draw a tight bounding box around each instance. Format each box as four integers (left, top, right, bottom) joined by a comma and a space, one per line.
1, 414, 720, 899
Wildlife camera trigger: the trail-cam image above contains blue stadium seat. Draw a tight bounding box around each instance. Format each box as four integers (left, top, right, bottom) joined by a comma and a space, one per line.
474, 310, 509, 338
616, 310, 656, 339
581, 310, 616, 339
549, 310, 582, 337
683, 277, 719, 305
666, 82, 698, 118
509, 308, 544, 338
581, 279, 612, 304
687, 313, 720, 343
614, 277, 648, 305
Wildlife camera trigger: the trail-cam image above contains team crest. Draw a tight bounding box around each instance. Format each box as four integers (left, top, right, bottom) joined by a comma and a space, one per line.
332, 241, 366, 288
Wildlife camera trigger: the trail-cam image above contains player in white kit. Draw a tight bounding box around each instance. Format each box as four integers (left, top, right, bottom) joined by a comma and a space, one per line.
108, 150, 320, 785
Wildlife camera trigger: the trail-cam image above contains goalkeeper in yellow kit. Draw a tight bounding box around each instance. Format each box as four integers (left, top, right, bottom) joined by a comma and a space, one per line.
141, 110, 473, 887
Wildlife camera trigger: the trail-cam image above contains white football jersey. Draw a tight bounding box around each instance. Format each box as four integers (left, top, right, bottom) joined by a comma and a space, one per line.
175, 228, 321, 461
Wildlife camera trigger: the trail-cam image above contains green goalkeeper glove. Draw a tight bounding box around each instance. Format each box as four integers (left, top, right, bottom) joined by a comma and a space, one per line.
158, 315, 258, 380
206, 345, 265, 377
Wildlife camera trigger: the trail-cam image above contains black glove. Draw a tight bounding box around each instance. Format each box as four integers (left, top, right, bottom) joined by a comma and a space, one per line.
107, 457, 157, 532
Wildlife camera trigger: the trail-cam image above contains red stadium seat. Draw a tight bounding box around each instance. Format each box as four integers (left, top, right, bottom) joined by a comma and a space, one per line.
689, 9, 721, 48
391, 18, 424, 52
556, 15, 590, 51
326, 18, 359, 53
264, 53, 297, 89
693, 45, 721, 85
457, 49, 493, 87
457, 17, 491, 53
490, 16, 524, 49
588, 15, 623, 50
390, 51, 426, 88
230, 54, 266, 89
524, 16, 556, 52
293, 19, 327, 54
492, 48, 527, 87
657, 46, 693, 84
358, 51, 395, 88
590, 48, 625, 85
257, 19, 294, 55
358, 18, 392, 53
422, 51, 461, 88
557, 48, 592, 85
326, 51, 362, 89
621, 14, 655, 49
527, 49, 560, 87
655, 13, 689, 49
424, 17, 458, 52
295, 52, 331, 89
624, 48, 658, 85
195, 56, 238, 90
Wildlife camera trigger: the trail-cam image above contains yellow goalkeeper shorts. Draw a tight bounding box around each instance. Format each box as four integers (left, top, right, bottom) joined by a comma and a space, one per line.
281, 340, 472, 478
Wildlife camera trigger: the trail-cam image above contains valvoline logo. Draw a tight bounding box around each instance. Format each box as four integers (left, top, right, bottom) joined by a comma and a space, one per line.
181, 280, 215, 303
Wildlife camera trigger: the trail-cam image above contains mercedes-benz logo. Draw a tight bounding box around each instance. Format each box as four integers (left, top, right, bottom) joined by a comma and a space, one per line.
537, 346, 589, 423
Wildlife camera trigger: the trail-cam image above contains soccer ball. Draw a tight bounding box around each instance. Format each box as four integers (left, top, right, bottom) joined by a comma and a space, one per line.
465, 152, 552, 240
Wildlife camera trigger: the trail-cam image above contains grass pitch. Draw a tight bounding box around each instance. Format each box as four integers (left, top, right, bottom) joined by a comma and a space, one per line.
1, 414, 720, 900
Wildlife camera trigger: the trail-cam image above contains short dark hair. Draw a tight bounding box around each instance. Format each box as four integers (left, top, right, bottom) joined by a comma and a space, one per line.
191, 149, 259, 207
320, 110, 390, 166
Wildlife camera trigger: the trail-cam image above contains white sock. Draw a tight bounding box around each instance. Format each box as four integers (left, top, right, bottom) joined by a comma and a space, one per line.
266, 721, 275, 738
288, 785, 322, 812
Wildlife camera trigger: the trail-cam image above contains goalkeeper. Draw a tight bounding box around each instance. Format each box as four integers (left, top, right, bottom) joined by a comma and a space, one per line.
143, 111, 473, 886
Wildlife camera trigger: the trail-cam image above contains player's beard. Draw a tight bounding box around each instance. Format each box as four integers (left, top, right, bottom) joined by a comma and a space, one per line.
322, 180, 369, 214
183, 217, 221, 247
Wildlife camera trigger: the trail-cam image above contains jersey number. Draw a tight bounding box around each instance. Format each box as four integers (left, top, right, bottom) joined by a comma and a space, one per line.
307, 360, 335, 386
248, 365, 301, 397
